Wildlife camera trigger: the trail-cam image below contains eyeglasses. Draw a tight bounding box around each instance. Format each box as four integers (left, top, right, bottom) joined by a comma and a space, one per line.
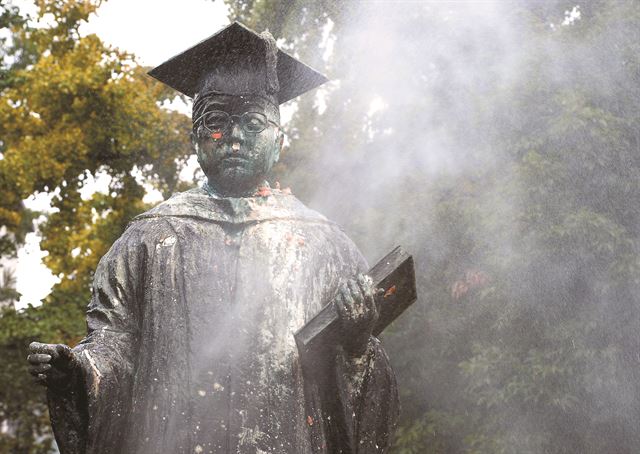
194, 110, 279, 135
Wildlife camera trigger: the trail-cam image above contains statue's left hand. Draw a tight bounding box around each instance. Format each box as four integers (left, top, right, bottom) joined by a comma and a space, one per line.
335, 274, 382, 357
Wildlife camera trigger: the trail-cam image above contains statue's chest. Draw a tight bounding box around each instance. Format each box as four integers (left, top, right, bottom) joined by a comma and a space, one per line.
179, 220, 324, 344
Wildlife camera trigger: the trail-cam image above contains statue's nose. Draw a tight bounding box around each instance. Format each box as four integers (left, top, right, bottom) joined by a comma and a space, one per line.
229, 122, 244, 151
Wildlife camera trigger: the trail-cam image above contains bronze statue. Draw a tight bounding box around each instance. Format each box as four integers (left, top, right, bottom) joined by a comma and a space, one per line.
28, 22, 402, 454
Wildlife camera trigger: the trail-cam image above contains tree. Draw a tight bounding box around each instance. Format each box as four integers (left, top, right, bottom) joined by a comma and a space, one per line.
0, 0, 192, 450
2, 0, 638, 451
223, 1, 640, 452
0, 269, 20, 309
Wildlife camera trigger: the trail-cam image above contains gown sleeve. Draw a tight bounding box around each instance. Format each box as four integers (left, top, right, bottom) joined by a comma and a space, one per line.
46, 225, 145, 454
316, 229, 400, 453
334, 338, 400, 453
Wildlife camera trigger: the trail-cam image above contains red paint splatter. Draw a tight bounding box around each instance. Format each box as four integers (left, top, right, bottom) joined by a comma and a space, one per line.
384, 285, 397, 298
211, 131, 223, 140
254, 186, 272, 197
297, 238, 305, 246
307, 415, 314, 426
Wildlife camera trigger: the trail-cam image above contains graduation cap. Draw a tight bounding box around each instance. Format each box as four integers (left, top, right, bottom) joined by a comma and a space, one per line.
148, 22, 328, 106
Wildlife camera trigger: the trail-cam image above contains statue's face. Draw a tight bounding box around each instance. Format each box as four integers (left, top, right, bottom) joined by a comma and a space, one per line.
191, 94, 282, 196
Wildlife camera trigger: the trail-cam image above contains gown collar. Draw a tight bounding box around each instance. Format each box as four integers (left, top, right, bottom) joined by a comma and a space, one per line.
132, 184, 329, 226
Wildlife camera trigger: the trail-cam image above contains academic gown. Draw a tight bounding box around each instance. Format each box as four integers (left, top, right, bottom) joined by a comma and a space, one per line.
47, 187, 399, 454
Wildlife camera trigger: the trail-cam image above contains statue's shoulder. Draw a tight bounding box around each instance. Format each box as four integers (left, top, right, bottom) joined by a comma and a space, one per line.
128, 186, 244, 227
132, 187, 213, 221
265, 193, 329, 224
291, 202, 368, 270
127, 187, 333, 226
280, 198, 362, 253
116, 188, 208, 241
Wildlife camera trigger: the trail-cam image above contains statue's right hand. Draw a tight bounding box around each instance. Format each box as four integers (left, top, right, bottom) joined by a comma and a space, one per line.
28, 342, 76, 391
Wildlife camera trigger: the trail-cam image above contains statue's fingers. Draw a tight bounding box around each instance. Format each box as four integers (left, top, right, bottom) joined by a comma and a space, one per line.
29, 365, 46, 377
355, 276, 378, 324
56, 344, 71, 359
365, 289, 379, 321
357, 274, 374, 301
348, 279, 363, 307
357, 273, 373, 290
53, 344, 72, 365
29, 342, 56, 355
339, 281, 351, 301
27, 353, 52, 364
373, 287, 385, 311
31, 363, 52, 374
349, 280, 368, 322
339, 283, 354, 312
29, 341, 44, 351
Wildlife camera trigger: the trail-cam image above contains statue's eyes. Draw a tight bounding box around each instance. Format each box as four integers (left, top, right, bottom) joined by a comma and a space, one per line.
204, 111, 229, 129
243, 113, 268, 132
198, 110, 269, 134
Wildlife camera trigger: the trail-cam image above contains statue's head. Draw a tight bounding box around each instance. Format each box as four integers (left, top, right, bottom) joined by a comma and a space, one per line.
149, 22, 328, 197
190, 92, 283, 196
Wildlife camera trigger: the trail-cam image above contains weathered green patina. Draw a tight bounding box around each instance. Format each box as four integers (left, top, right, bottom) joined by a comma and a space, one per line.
28, 22, 399, 454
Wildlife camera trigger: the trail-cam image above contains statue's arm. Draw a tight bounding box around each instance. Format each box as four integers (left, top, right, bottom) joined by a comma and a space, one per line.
45, 226, 144, 454
328, 233, 400, 453
335, 338, 399, 453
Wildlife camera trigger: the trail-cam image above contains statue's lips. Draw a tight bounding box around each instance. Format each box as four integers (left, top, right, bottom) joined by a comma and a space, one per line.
221, 156, 249, 167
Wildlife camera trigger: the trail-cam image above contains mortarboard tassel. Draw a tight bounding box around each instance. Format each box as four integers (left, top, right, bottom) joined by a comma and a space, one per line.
260, 30, 280, 95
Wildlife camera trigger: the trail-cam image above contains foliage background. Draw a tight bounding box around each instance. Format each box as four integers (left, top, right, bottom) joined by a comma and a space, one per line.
1, 0, 638, 453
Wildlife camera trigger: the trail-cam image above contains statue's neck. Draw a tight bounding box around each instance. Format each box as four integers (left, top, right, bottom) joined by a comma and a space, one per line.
204, 180, 269, 198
